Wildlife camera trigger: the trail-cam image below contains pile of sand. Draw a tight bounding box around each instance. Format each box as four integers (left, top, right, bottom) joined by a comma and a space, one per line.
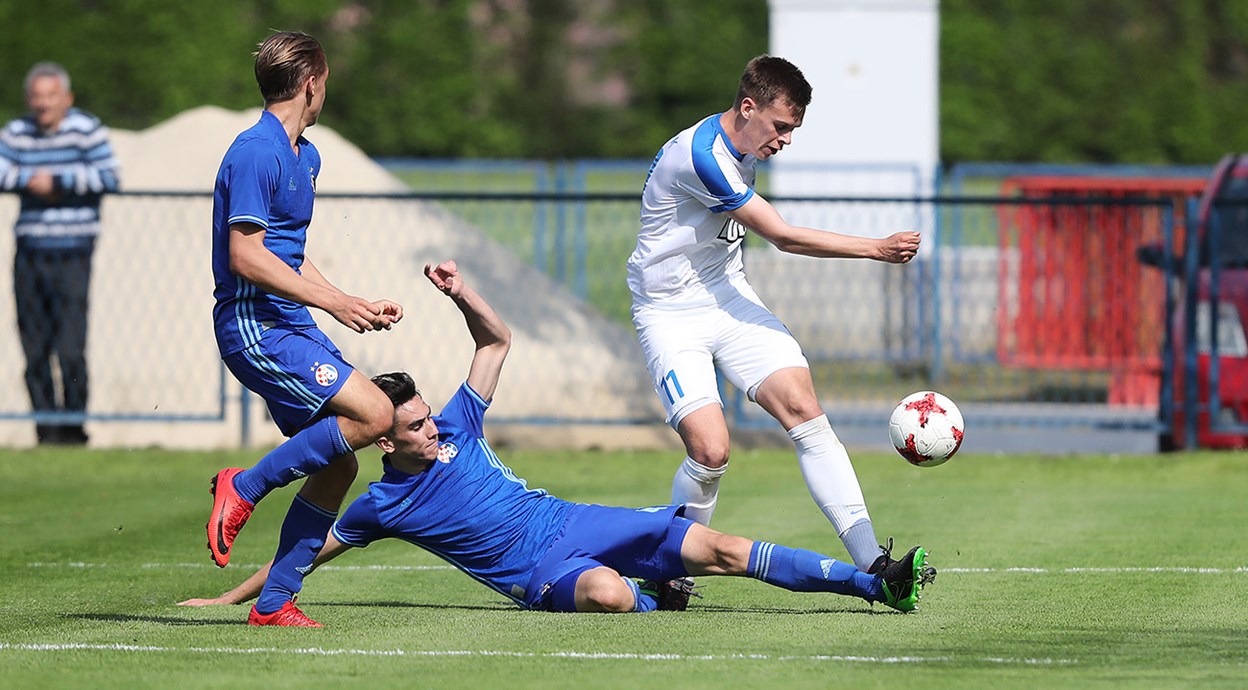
108, 106, 409, 193
0, 106, 669, 450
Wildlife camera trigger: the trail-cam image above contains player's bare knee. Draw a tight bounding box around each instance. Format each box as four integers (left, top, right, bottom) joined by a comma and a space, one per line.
773, 395, 823, 426
677, 407, 731, 468
363, 412, 391, 442
360, 395, 394, 441
690, 450, 729, 469
594, 585, 636, 613
579, 571, 634, 613
687, 438, 730, 469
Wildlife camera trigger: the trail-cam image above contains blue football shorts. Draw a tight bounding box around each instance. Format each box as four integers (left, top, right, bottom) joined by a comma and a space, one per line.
223, 326, 354, 437
525, 503, 695, 612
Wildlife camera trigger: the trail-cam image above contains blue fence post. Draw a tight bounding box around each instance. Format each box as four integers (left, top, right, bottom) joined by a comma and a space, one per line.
1157, 205, 1176, 442
945, 164, 966, 367
1206, 201, 1223, 433
573, 160, 589, 299
929, 163, 945, 383
553, 162, 568, 285
1182, 198, 1201, 450
534, 163, 549, 274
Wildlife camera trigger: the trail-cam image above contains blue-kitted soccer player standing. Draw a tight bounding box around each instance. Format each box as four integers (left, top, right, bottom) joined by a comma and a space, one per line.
206, 30, 402, 626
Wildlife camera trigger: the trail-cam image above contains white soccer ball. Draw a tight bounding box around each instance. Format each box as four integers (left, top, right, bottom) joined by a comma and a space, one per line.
888, 391, 965, 467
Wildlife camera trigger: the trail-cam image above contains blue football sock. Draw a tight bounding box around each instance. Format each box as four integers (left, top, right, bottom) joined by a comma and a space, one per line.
626, 578, 659, 613
747, 541, 882, 602
233, 416, 352, 504
254, 494, 337, 615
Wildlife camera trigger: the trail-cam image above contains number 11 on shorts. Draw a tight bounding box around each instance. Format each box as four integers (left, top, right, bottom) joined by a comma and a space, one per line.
660, 369, 685, 404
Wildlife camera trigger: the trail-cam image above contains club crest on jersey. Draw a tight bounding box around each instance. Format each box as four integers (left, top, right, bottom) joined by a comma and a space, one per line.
436, 442, 458, 464
313, 362, 338, 386
717, 218, 747, 244
309, 166, 316, 192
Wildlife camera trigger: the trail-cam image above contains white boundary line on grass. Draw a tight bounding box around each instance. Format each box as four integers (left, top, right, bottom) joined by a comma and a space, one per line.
944, 567, 1248, 574
25, 562, 1248, 574
26, 562, 455, 571
0, 642, 1077, 666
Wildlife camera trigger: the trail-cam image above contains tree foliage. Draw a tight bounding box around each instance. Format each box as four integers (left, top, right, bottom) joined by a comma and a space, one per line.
1, 1, 1243, 162
0, 0, 765, 159
941, 0, 1248, 163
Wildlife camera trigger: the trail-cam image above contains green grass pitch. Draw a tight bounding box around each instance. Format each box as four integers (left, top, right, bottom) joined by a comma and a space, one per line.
1, 445, 1245, 688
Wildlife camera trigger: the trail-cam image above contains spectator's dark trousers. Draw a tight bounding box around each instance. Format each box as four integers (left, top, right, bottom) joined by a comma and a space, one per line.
14, 245, 92, 444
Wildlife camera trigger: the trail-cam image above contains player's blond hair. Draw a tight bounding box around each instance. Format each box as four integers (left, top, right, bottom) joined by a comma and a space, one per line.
733, 55, 812, 117
254, 30, 328, 104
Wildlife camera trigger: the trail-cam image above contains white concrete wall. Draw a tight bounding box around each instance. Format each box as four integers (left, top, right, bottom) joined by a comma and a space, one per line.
760, 1, 944, 352
768, 0, 939, 265
768, 0, 939, 200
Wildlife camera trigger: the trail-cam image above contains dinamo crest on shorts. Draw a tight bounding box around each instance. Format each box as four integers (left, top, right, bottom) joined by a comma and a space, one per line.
314, 363, 339, 386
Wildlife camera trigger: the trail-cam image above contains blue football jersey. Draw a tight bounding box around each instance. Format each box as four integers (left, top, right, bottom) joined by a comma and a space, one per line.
212, 111, 321, 356
332, 383, 574, 605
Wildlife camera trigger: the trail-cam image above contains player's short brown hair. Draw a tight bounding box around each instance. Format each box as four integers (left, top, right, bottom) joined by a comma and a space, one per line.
372, 372, 420, 410
254, 31, 328, 104
733, 55, 812, 117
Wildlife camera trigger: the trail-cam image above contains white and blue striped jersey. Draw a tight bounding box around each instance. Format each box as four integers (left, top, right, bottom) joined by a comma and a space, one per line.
331, 383, 574, 606
211, 111, 320, 356
0, 108, 120, 252
627, 113, 757, 310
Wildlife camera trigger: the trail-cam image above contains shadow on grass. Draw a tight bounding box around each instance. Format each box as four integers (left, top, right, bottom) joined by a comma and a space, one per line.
65, 603, 906, 625
64, 613, 243, 626
690, 604, 886, 615
313, 601, 897, 616
312, 600, 514, 612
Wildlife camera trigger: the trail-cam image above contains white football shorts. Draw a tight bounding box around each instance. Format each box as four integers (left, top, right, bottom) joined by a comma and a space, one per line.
632, 285, 809, 428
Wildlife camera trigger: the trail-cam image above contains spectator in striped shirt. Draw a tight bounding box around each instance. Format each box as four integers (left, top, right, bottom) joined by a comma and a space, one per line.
0, 62, 120, 445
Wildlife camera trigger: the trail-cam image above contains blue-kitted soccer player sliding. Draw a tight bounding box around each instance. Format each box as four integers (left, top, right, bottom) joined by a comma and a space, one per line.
182, 260, 935, 624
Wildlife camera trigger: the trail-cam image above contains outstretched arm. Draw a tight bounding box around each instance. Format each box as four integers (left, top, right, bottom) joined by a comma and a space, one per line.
177, 531, 353, 606
424, 260, 512, 402
229, 223, 399, 333
728, 194, 920, 263
302, 254, 403, 329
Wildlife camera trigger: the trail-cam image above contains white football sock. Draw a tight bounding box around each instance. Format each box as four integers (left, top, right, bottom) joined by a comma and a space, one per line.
671, 456, 728, 526
789, 415, 883, 571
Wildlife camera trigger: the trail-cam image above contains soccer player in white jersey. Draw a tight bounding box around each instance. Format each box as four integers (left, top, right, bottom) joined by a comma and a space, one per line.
627, 55, 923, 574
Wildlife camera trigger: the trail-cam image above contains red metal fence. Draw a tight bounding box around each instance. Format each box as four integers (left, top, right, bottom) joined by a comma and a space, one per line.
996, 177, 1206, 406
